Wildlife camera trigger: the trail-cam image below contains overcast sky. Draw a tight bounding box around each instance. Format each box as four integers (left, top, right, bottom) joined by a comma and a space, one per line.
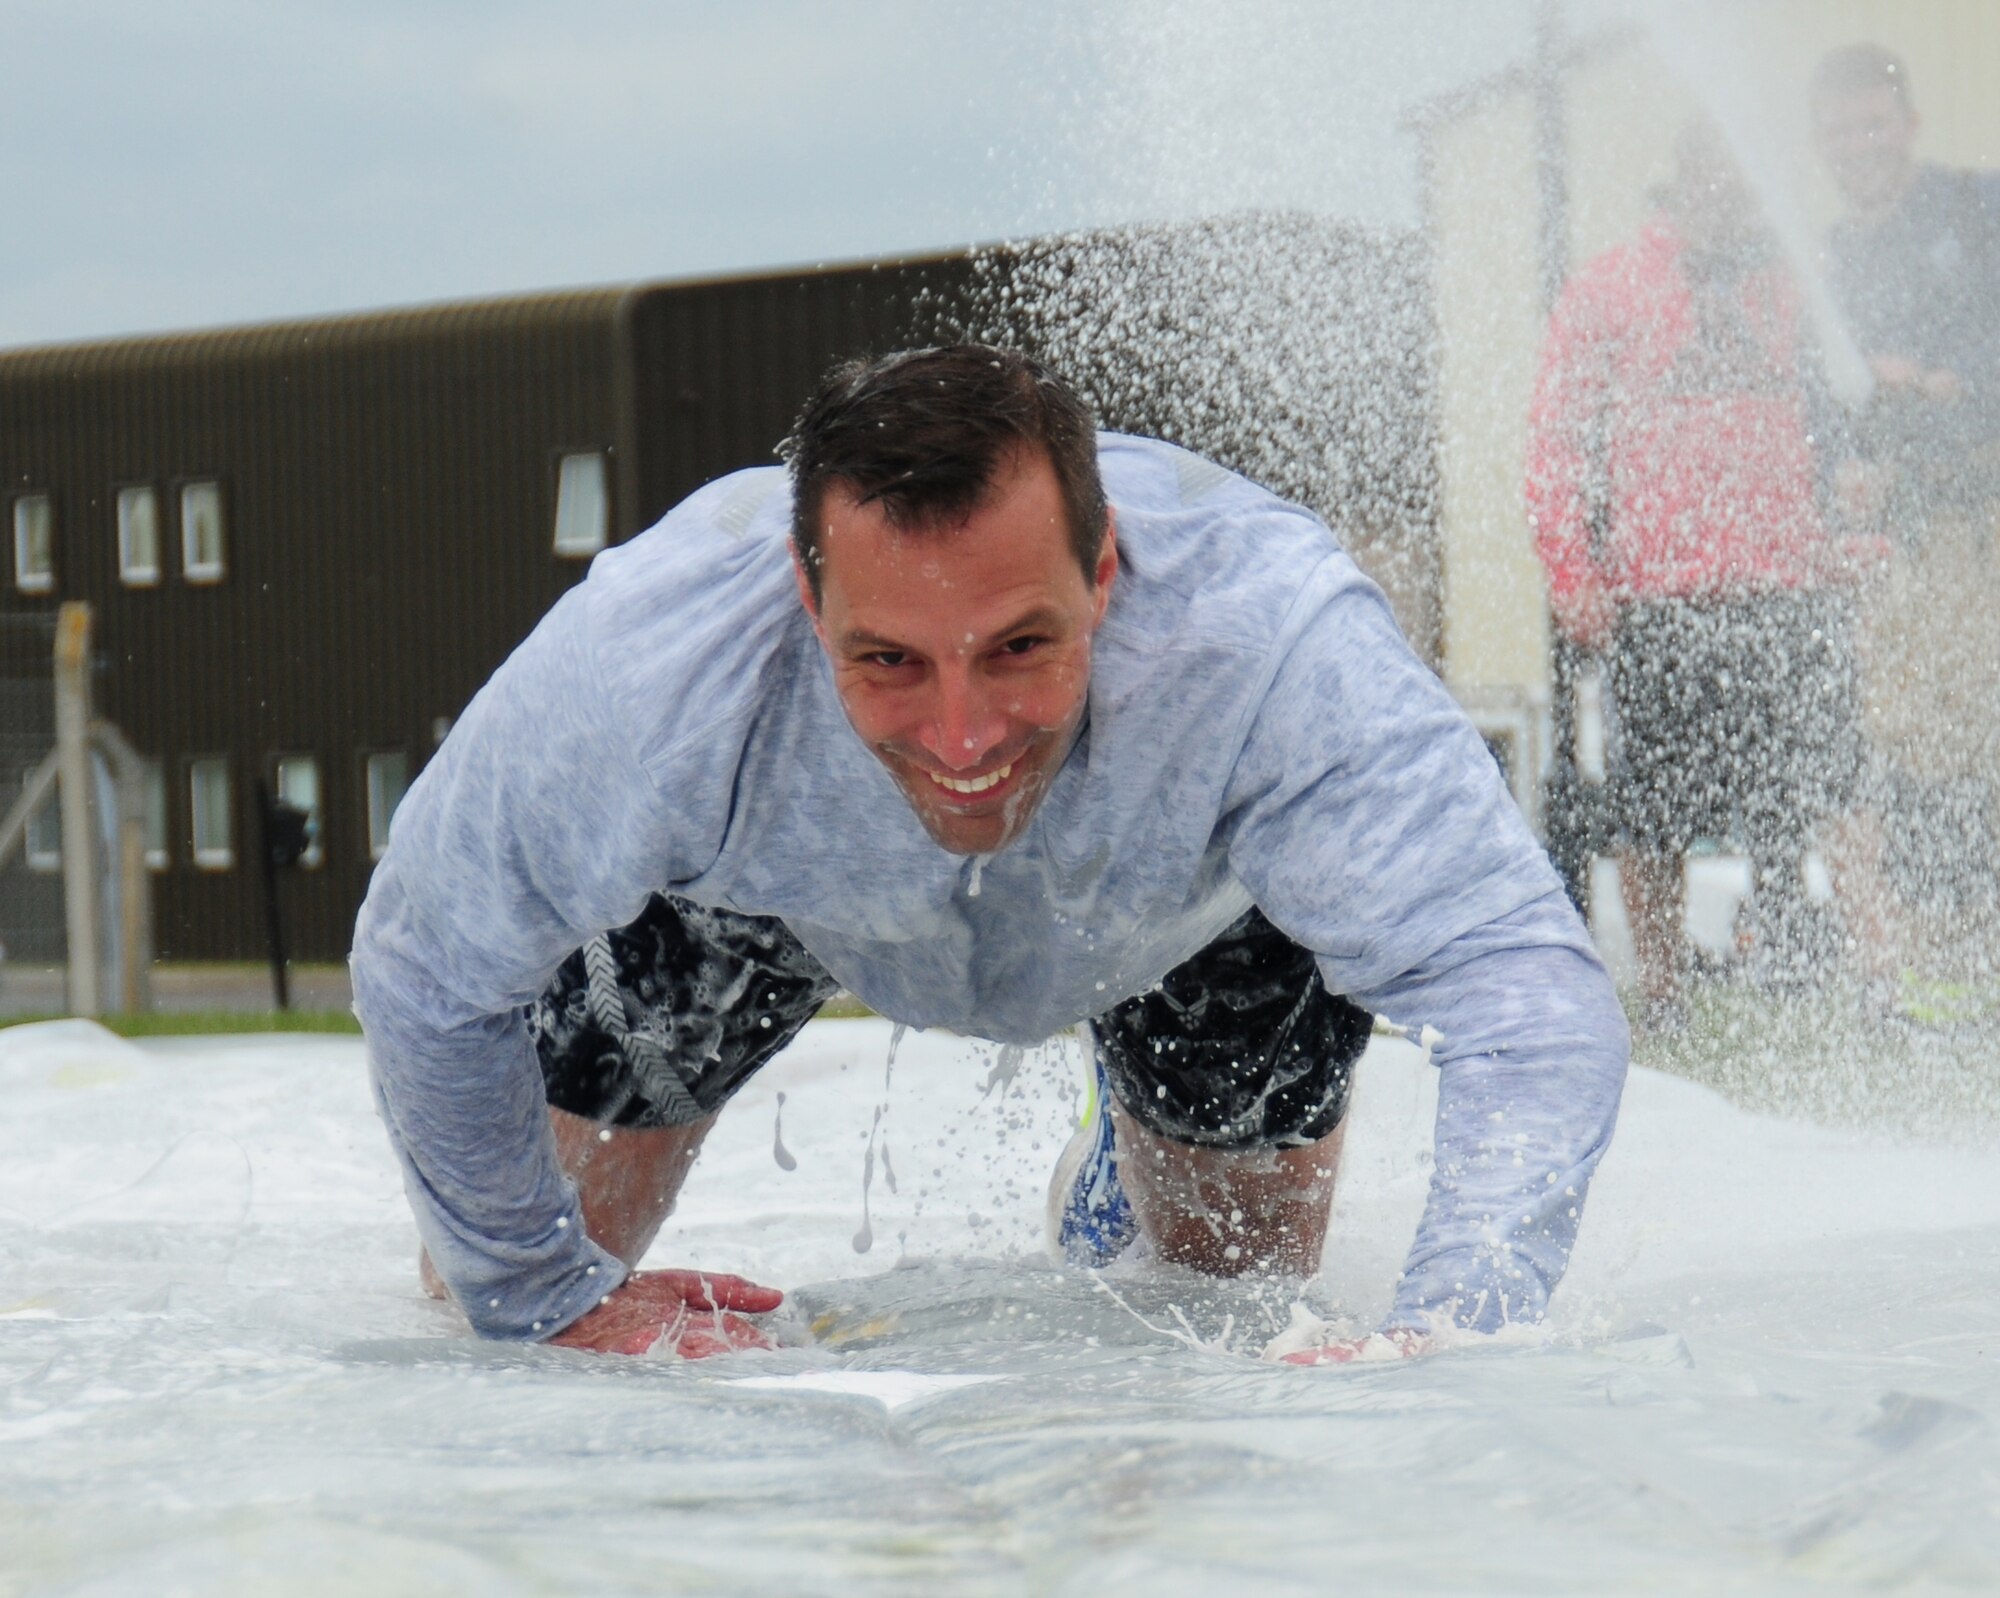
2, 1, 1535, 347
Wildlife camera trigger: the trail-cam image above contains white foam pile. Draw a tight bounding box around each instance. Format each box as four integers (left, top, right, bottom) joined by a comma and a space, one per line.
3, 1015, 1999, 1592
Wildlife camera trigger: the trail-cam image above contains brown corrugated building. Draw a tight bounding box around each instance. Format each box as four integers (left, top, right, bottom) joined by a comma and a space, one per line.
0, 227, 1436, 965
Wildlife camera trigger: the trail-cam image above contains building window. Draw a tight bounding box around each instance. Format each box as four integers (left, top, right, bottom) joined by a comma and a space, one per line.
118, 485, 161, 586
144, 762, 169, 870
274, 756, 323, 868
23, 775, 59, 870
13, 495, 53, 593
365, 750, 408, 861
552, 451, 608, 558
189, 757, 233, 869
181, 480, 226, 582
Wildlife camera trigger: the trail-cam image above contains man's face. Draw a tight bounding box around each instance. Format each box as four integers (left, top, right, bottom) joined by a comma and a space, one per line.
1813, 85, 1918, 214
798, 444, 1116, 857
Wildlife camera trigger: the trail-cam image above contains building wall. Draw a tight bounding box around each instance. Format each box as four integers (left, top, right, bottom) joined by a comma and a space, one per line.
0, 300, 628, 962
622, 258, 979, 535
0, 614, 62, 962
1427, 89, 1548, 697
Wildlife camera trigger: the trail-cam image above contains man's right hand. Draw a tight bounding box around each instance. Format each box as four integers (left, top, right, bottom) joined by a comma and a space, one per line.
546, 1268, 784, 1357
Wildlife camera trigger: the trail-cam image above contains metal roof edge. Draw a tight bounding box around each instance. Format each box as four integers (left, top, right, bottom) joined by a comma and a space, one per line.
0, 245, 992, 373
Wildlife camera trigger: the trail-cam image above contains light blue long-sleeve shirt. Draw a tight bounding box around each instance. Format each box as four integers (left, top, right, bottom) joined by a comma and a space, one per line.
351, 433, 1628, 1342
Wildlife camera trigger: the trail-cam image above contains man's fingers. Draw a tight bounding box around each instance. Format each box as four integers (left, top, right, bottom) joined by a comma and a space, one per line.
713, 1310, 774, 1345
699, 1274, 786, 1313
1281, 1341, 1364, 1366
674, 1326, 737, 1360
1282, 1331, 1430, 1367
672, 1311, 775, 1359
635, 1269, 784, 1314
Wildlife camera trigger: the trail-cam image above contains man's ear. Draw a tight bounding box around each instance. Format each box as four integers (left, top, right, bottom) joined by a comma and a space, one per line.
1090, 509, 1118, 628
791, 543, 826, 638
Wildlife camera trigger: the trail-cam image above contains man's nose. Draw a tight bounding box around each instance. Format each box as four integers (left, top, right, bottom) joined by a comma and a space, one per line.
921, 665, 1008, 769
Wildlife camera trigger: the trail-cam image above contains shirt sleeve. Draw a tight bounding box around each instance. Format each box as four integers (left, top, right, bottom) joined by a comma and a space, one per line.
349, 584, 690, 1341
1224, 561, 1629, 1333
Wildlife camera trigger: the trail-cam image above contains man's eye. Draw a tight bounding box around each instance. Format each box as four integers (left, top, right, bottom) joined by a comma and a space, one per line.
864, 651, 908, 669
1001, 636, 1043, 656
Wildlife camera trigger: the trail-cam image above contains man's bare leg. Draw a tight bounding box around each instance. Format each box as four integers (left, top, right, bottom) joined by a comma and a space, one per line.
1619, 846, 1685, 1011
1820, 806, 1905, 987
1109, 1101, 1347, 1277
421, 1105, 717, 1300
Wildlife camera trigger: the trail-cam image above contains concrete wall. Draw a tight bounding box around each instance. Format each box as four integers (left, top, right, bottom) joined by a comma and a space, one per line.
1427, 89, 1546, 698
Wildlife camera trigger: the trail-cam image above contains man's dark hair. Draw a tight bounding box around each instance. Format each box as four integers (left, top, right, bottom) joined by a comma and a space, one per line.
781, 344, 1108, 605
1811, 41, 1915, 111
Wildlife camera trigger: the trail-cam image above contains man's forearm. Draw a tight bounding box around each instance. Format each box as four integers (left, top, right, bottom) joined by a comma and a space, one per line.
353, 879, 625, 1341
1365, 895, 1629, 1334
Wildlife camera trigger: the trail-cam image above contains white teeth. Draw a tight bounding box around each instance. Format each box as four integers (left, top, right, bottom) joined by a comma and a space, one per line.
928, 762, 1012, 795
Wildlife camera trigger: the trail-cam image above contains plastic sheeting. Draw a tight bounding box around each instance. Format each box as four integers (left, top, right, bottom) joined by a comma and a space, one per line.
4, 1016, 2000, 1593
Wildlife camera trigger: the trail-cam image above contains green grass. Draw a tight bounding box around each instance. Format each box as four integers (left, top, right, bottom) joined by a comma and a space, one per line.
817, 993, 878, 1020
1630, 980, 2000, 1142
1, 1009, 361, 1037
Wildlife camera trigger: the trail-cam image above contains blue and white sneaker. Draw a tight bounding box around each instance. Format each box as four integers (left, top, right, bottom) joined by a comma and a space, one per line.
1047, 1040, 1141, 1268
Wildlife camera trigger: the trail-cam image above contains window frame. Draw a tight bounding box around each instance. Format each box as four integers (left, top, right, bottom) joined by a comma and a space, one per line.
551, 449, 610, 559
116, 483, 162, 588
272, 754, 325, 870
22, 773, 59, 871
187, 755, 234, 871
13, 493, 54, 594
143, 761, 169, 871
179, 478, 227, 584
363, 748, 410, 862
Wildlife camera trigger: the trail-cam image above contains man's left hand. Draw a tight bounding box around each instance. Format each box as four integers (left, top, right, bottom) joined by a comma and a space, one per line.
1281, 1329, 1430, 1366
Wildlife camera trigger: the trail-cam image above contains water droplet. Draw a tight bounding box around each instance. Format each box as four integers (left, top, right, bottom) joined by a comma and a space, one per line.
772, 1090, 797, 1172
886, 1022, 907, 1090
853, 1105, 884, 1254
981, 1043, 1029, 1096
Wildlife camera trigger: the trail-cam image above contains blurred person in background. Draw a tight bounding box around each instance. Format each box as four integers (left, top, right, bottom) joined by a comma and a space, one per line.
1813, 42, 2000, 1025
1527, 121, 1868, 1029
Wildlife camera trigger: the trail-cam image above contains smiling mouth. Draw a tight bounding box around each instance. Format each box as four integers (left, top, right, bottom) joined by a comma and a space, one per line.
926, 761, 1013, 796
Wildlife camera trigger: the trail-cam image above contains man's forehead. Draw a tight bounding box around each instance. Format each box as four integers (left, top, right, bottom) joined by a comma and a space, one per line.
821, 483, 980, 541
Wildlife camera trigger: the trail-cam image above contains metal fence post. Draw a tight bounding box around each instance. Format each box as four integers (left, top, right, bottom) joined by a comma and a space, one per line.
54, 602, 99, 1016
92, 719, 154, 1013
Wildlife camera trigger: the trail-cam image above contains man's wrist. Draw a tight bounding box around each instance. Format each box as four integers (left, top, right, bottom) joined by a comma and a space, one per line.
454, 1238, 631, 1342
1391, 1249, 1551, 1336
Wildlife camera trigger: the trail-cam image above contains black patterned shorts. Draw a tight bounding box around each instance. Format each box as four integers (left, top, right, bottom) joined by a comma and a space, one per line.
530, 896, 1369, 1148
1607, 593, 1862, 857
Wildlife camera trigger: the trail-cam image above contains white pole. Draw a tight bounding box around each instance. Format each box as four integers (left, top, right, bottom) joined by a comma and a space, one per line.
90, 719, 154, 1013
54, 602, 99, 1017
